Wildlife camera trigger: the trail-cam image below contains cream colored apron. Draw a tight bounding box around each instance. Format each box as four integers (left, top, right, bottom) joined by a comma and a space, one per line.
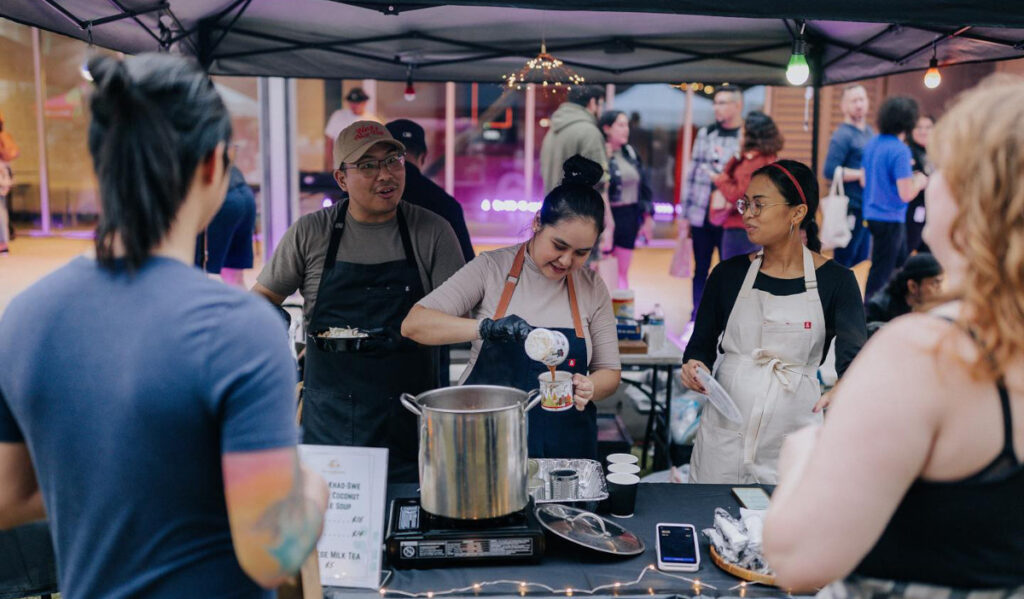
689, 247, 826, 484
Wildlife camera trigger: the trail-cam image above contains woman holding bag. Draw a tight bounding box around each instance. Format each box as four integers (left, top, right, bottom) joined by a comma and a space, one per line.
709, 111, 784, 260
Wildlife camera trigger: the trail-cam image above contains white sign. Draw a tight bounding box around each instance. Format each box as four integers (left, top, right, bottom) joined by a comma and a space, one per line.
298, 445, 389, 590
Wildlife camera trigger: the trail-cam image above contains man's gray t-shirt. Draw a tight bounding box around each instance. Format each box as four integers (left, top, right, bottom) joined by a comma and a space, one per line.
258, 201, 466, 329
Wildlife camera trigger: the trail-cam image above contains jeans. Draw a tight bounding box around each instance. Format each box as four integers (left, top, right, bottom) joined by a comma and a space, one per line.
833, 204, 871, 267
865, 220, 908, 303
721, 228, 761, 260
690, 222, 723, 321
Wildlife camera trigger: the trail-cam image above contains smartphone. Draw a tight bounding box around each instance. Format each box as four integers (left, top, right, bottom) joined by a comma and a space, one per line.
732, 487, 771, 511
656, 523, 700, 572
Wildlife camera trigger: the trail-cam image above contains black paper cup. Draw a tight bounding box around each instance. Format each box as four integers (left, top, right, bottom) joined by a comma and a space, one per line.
606, 472, 640, 518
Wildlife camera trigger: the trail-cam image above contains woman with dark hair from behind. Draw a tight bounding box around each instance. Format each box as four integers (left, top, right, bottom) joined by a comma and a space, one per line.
906, 114, 935, 253
709, 111, 785, 259
865, 252, 944, 331
0, 53, 326, 598
764, 75, 1024, 596
599, 109, 652, 289
681, 159, 867, 483
403, 155, 622, 460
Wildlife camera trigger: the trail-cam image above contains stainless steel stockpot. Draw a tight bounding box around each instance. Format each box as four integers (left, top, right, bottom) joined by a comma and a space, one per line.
401, 385, 541, 520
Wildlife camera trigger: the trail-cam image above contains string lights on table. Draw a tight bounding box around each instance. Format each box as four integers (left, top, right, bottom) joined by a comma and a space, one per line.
375, 563, 780, 597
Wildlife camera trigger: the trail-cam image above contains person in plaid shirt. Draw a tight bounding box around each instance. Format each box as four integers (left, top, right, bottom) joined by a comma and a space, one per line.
680, 85, 743, 322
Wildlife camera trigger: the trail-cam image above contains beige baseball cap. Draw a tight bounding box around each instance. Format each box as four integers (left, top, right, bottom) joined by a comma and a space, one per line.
333, 120, 405, 169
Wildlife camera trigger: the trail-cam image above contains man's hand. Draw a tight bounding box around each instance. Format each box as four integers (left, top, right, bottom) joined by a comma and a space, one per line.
478, 315, 533, 343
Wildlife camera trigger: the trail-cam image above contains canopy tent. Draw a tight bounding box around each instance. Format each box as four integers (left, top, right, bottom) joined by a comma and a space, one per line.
4, 0, 1024, 87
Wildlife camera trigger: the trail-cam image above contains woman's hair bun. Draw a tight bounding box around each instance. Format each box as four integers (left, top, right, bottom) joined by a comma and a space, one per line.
561, 154, 604, 188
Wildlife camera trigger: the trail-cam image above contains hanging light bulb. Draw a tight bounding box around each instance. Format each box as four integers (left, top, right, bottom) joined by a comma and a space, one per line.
924, 45, 941, 89
786, 32, 810, 86
404, 67, 416, 102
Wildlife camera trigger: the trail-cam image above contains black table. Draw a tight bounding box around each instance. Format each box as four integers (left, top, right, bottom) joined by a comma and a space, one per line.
0, 522, 58, 599
325, 483, 786, 599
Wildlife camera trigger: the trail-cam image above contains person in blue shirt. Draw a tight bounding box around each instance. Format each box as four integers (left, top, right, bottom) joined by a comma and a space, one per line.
823, 84, 875, 268
0, 53, 327, 599
861, 96, 929, 304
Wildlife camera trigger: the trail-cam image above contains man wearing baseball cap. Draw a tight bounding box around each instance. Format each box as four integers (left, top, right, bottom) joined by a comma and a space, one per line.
254, 121, 464, 482
324, 87, 379, 147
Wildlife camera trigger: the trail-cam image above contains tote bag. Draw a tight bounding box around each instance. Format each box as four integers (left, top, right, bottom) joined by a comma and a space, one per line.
821, 166, 852, 250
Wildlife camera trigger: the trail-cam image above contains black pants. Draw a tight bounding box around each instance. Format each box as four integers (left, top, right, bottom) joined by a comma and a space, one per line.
865, 220, 908, 304
690, 222, 723, 321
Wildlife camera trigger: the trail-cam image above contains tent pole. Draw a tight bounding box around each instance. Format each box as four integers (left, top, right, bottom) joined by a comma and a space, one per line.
810, 48, 824, 177
525, 83, 536, 203
258, 77, 298, 262
678, 86, 694, 207
32, 27, 51, 235
445, 82, 455, 195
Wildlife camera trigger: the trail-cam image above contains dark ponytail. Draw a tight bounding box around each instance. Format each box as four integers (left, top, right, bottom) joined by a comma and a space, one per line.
87, 54, 231, 272
752, 159, 821, 252
538, 154, 606, 234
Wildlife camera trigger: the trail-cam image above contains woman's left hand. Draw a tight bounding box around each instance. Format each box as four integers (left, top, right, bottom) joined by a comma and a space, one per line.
812, 389, 834, 413
572, 373, 595, 411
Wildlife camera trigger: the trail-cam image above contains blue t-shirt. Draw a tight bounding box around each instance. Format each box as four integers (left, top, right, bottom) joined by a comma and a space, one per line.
862, 134, 914, 223
823, 122, 875, 208
0, 256, 299, 599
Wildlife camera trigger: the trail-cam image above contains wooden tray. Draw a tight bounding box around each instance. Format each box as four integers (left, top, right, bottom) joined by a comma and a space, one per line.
709, 546, 777, 586
618, 339, 648, 354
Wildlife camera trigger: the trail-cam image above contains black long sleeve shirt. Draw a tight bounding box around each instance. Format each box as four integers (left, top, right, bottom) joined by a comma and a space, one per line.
683, 255, 868, 378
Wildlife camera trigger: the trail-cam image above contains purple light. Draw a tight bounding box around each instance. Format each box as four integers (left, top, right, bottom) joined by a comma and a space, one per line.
322, 197, 334, 208
482, 198, 542, 213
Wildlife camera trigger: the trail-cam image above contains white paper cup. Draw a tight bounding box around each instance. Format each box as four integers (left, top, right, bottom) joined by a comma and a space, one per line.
607, 463, 641, 475
606, 453, 639, 466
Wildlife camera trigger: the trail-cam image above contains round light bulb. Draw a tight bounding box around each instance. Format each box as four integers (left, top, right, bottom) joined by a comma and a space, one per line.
404, 83, 416, 102
80, 59, 93, 82
924, 67, 941, 89
786, 53, 810, 85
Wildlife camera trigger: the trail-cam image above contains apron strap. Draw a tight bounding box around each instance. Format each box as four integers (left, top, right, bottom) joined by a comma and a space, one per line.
494, 243, 585, 339
738, 251, 763, 298
322, 200, 348, 272
395, 203, 419, 271
802, 246, 818, 301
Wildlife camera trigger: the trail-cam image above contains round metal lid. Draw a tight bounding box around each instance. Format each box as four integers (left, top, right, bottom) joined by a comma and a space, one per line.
534, 504, 645, 556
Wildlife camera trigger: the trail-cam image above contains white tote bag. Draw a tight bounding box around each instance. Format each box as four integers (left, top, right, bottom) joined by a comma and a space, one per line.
820, 166, 852, 250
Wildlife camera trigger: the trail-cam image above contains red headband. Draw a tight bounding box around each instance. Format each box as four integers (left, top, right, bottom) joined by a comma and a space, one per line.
768, 162, 807, 205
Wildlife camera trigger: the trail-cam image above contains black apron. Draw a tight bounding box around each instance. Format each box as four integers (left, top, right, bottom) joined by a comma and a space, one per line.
302, 201, 433, 483
464, 244, 597, 460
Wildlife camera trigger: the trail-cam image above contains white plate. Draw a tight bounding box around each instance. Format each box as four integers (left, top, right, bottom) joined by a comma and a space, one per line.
696, 368, 743, 424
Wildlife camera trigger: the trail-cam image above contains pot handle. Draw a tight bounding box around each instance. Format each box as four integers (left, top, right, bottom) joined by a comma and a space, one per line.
400, 393, 422, 416
525, 389, 543, 412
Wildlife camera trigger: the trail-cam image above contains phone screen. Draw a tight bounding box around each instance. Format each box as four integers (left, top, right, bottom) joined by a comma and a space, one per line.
658, 525, 698, 564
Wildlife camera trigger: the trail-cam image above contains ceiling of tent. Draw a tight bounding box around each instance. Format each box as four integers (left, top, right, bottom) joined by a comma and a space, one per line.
4, 0, 1024, 86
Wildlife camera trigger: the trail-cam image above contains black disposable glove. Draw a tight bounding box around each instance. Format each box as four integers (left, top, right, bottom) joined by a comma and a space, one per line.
478, 315, 533, 343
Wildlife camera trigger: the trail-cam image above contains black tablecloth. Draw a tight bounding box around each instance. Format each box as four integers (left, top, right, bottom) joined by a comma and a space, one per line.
326, 483, 786, 598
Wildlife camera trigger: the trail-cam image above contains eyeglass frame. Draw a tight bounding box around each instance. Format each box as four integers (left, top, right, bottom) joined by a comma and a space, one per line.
339, 152, 406, 177
735, 198, 791, 216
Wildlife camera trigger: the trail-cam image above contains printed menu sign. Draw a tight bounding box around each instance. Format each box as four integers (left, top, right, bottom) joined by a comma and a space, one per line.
298, 445, 388, 589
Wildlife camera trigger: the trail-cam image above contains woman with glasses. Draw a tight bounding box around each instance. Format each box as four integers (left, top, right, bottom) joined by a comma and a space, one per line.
681, 159, 866, 484
254, 121, 465, 483
402, 155, 621, 460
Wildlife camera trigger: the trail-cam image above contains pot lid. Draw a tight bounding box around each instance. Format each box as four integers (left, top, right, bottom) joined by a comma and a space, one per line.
534, 504, 645, 556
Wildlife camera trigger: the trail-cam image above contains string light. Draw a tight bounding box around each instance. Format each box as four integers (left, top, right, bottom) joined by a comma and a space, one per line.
375, 565, 719, 597
924, 43, 941, 89
786, 21, 811, 85
502, 42, 585, 94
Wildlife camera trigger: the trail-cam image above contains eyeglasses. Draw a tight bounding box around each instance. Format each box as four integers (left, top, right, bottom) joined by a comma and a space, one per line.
736, 199, 789, 216
342, 153, 405, 178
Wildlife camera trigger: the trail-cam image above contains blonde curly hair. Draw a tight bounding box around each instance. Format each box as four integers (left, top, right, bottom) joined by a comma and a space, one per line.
930, 74, 1024, 381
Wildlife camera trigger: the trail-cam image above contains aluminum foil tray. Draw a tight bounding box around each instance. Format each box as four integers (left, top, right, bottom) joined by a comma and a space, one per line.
529, 458, 608, 504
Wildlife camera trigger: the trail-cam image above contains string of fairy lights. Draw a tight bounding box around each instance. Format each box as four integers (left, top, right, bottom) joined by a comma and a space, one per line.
376, 564, 780, 598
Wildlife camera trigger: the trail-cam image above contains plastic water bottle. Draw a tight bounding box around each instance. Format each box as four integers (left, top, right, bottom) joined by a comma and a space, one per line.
647, 303, 666, 353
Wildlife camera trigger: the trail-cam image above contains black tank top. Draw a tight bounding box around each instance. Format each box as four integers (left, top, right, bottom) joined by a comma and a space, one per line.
855, 370, 1024, 588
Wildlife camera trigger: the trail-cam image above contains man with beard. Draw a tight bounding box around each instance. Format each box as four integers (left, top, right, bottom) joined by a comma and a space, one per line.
823, 84, 875, 267
254, 121, 464, 482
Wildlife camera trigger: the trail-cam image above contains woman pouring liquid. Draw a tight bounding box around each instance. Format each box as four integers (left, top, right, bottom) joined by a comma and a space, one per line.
680, 160, 866, 484
402, 155, 621, 460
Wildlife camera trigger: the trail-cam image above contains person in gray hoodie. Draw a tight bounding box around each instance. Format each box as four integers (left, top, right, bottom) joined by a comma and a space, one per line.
541, 85, 613, 252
